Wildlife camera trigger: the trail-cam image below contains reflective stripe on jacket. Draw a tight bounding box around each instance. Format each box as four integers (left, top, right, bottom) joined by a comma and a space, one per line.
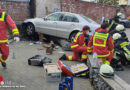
0, 12, 19, 43
71, 32, 86, 49
88, 28, 114, 58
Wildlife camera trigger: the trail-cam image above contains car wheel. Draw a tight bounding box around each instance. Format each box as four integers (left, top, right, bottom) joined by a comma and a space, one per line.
26, 23, 38, 41
70, 32, 78, 42
26, 23, 35, 36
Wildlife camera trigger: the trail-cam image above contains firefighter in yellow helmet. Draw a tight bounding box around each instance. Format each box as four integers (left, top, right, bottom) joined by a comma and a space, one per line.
110, 24, 128, 42
106, 12, 123, 33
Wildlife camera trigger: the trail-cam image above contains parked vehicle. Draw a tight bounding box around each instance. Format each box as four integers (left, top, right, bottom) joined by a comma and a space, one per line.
120, 19, 130, 28
22, 12, 100, 41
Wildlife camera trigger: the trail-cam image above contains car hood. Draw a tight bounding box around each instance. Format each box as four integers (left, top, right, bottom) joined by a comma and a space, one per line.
23, 18, 41, 23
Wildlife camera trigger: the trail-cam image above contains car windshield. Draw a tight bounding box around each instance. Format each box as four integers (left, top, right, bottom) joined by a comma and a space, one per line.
80, 15, 98, 24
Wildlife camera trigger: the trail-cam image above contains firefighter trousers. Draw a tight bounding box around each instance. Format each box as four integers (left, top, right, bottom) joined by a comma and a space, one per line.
100, 52, 113, 65
66, 46, 88, 62
0, 43, 9, 63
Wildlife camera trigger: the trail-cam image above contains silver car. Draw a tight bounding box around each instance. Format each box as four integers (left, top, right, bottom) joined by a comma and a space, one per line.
22, 12, 100, 41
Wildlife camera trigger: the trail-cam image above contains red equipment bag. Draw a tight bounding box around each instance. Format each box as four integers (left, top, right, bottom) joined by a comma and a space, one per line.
58, 60, 73, 76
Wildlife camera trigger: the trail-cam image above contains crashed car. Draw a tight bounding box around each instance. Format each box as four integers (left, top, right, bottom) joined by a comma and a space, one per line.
120, 19, 130, 28
22, 12, 100, 41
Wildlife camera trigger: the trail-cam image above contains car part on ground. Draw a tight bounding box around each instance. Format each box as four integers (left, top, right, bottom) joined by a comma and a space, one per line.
59, 39, 71, 51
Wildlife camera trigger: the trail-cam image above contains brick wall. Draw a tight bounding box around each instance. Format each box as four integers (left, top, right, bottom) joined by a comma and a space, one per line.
61, 0, 130, 23
0, 1, 30, 24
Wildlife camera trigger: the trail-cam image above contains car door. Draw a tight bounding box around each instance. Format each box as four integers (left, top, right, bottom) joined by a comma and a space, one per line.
56, 13, 79, 39
37, 13, 62, 36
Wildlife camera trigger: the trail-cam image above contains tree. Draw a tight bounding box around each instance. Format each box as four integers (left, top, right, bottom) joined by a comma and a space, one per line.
98, 0, 119, 6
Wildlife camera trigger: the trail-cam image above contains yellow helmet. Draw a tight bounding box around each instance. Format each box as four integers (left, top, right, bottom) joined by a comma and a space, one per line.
100, 64, 114, 78
112, 33, 121, 40
116, 24, 125, 31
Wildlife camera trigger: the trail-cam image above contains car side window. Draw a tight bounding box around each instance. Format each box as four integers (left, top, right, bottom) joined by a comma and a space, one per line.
46, 13, 63, 21
72, 17, 79, 22
62, 14, 79, 22
62, 14, 73, 22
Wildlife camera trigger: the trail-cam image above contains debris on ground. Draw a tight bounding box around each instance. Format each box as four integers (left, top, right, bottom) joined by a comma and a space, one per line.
28, 55, 52, 66
43, 41, 55, 55
59, 39, 71, 51
43, 63, 62, 82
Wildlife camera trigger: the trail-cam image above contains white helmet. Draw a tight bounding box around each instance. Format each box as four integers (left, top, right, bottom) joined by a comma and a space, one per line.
116, 24, 125, 31
117, 12, 123, 18
100, 64, 114, 78
112, 33, 121, 40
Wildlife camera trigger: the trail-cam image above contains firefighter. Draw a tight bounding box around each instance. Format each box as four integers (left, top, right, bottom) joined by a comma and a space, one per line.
59, 26, 91, 62
0, 7, 20, 68
88, 22, 114, 65
106, 12, 123, 33
110, 24, 128, 42
111, 33, 130, 71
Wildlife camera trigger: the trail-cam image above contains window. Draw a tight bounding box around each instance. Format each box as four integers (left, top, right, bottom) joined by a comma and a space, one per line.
80, 15, 98, 24
46, 13, 63, 21
62, 14, 79, 22
72, 17, 79, 22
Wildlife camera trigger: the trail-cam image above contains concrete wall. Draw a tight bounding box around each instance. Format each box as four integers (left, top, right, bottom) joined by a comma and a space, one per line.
0, 1, 30, 24
36, 0, 61, 18
61, 0, 130, 23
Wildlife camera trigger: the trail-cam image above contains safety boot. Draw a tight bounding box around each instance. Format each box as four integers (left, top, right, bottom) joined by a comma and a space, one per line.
1, 62, 7, 69
59, 54, 66, 60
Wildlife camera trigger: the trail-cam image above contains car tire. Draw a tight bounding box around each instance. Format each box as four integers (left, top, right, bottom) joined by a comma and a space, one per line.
26, 23, 35, 36
70, 32, 78, 42
26, 23, 38, 41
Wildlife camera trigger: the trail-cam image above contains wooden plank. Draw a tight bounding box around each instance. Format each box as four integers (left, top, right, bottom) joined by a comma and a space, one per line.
99, 75, 125, 90
114, 75, 130, 90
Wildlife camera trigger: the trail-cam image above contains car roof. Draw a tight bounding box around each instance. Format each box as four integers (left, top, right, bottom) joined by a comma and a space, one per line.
52, 12, 80, 16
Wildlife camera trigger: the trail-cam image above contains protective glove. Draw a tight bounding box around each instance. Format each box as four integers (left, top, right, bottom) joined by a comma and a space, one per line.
14, 37, 20, 42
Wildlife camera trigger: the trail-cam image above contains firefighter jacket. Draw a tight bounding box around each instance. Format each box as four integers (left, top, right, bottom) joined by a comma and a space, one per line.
110, 30, 129, 42
95, 27, 102, 32
0, 12, 19, 43
114, 38, 130, 56
71, 31, 87, 49
88, 28, 114, 58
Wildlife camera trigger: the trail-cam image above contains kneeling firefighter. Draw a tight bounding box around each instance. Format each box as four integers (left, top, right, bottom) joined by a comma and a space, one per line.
59, 26, 91, 62
111, 33, 130, 71
88, 22, 114, 77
